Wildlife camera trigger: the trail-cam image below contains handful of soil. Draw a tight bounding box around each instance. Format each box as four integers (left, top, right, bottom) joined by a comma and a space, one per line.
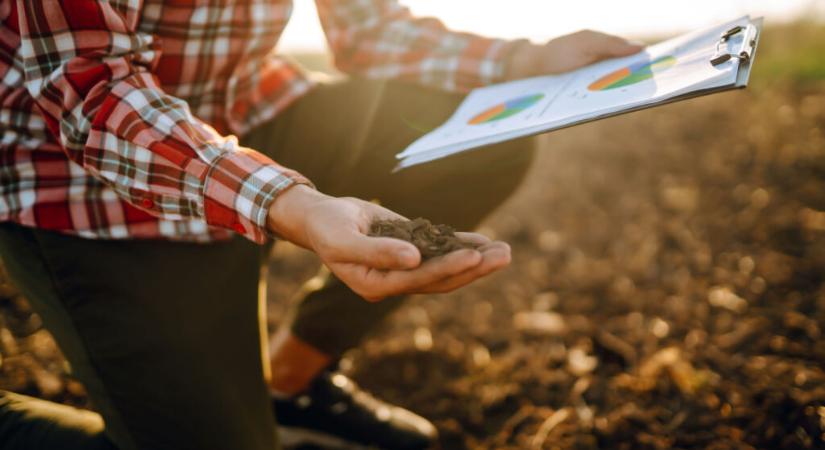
369, 218, 479, 260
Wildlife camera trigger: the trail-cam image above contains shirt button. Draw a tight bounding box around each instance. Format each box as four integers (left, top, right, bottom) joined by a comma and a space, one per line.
232, 222, 246, 234
141, 198, 154, 209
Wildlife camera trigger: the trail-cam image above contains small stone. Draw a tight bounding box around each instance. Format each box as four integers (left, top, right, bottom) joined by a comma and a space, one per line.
538, 230, 564, 252
413, 327, 433, 351
750, 188, 771, 209
568, 347, 598, 376
514, 311, 566, 336
708, 286, 747, 313
661, 186, 699, 213
471, 345, 491, 367
800, 208, 825, 231
532, 292, 559, 311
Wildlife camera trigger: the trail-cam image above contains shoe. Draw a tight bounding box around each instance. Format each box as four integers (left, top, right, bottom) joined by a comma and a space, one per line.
272, 370, 438, 450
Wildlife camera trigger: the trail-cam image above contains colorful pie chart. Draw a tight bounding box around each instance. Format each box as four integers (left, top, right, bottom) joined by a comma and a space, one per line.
588, 55, 677, 91
468, 93, 545, 125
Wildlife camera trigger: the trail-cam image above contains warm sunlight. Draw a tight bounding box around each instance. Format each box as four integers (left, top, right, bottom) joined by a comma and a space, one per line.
279, 0, 824, 51
2, 1, 824, 449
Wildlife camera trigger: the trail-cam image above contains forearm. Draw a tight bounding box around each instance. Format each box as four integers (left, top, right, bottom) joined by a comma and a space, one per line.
17, 0, 312, 243
316, 0, 518, 92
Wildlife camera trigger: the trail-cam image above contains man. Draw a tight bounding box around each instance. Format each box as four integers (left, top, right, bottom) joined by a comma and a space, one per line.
0, 1, 641, 449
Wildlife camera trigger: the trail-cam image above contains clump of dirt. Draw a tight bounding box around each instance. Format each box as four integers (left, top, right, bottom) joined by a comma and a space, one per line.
369, 218, 479, 260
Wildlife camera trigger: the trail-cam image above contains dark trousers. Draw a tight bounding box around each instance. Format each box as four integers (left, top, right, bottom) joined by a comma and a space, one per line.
0, 79, 535, 450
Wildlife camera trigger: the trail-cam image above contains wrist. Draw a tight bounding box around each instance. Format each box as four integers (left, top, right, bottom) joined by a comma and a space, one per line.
503, 40, 538, 81
267, 184, 329, 248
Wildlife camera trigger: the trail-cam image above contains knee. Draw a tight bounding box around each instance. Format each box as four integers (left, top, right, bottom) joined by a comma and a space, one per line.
474, 135, 537, 179
504, 136, 538, 174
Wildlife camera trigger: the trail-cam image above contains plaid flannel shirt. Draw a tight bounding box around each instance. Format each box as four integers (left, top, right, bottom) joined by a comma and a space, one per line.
0, 0, 514, 243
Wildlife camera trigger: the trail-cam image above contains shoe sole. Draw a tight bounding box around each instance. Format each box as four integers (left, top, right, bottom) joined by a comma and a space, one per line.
278, 425, 375, 450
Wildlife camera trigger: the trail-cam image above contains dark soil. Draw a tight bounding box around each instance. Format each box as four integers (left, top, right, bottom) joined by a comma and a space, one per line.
369, 218, 479, 259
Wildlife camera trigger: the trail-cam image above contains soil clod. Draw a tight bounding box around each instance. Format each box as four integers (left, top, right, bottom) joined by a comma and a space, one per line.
369, 218, 479, 260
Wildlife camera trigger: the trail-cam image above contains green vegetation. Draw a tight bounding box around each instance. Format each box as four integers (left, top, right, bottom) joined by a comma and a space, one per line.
753, 22, 825, 84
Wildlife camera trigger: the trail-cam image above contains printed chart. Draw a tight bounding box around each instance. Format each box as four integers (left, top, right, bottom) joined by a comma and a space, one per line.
468, 93, 545, 125
396, 15, 760, 171
588, 55, 678, 91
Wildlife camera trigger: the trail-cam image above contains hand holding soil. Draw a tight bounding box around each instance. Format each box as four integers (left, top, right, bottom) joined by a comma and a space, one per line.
267, 186, 510, 301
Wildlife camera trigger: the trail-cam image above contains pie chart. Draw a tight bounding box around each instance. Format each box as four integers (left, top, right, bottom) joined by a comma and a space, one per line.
588, 55, 677, 91
468, 93, 545, 125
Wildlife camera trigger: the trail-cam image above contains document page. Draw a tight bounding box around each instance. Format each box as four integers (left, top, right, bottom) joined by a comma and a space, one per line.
396, 16, 760, 170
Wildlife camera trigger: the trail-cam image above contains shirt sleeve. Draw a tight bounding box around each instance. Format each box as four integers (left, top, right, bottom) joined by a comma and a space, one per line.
315, 0, 523, 93
16, 0, 311, 243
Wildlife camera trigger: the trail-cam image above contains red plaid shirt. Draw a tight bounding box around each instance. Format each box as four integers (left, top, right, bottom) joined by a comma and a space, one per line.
0, 0, 513, 243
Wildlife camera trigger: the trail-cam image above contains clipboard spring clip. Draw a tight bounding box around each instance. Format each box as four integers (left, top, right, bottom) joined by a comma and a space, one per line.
711, 25, 758, 67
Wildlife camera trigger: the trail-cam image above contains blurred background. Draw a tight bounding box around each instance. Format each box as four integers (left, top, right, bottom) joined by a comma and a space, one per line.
2, 1, 825, 449
277, 0, 825, 51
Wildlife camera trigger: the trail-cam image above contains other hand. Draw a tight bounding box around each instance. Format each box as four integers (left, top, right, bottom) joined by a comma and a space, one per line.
267, 185, 511, 301
506, 30, 644, 80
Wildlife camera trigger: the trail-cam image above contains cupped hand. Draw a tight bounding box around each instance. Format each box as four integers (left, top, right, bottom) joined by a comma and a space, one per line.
267, 185, 511, 301
507, 30, 644, 80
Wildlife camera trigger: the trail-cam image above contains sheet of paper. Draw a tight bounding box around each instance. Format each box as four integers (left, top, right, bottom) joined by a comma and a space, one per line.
396, 16, 759, 170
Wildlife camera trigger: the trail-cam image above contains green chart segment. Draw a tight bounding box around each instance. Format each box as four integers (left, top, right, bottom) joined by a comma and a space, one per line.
468, 93, 545, 125
588, 55, 677, 91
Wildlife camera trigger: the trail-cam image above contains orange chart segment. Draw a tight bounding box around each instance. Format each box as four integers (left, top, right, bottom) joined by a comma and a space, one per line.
471, 104, 507, 124
589, 67, 632, 91
468, 94, 545, 125
588, 56, 677, 92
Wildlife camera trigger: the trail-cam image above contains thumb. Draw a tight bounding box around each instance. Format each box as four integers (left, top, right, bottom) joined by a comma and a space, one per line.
592, 34, 644, 59
606, 37, 645, 57
329, 232, 421, 270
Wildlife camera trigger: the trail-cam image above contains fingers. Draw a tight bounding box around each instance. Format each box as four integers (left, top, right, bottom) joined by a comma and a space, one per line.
538, 30, 645, 75
332, 248, 484, 301
330, 240, 513, 301
327, 232, 421, 270
307, 196, 508, 299
453, 232, 492, 246
359, 199, 409, 222
580, 30, 644, 59
416, 241, 512, 294
604, 36, 644, 57
310, 199, 420, 270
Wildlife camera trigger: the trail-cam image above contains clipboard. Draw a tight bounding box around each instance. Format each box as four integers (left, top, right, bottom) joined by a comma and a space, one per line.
712, 19, 762, 88
711, 24, 759, 68
394, 16, 764, 172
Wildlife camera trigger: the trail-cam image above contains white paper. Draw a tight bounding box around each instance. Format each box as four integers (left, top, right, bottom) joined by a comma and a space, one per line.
395, 16, 760, 171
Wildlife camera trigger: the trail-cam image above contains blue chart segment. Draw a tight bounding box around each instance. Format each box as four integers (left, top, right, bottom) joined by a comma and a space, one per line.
468, 93, 545, 125
588, 55, 678, 91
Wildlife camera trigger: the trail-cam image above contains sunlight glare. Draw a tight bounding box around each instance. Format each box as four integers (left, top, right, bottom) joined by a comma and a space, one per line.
278, 0, 824, 52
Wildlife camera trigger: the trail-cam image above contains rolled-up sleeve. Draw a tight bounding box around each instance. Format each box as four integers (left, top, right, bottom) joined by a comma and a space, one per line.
17, 0, 311, 243
316, 0, 521, 93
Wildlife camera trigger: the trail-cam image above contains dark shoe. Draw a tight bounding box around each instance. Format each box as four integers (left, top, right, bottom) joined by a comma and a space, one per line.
272, 371, 437, 450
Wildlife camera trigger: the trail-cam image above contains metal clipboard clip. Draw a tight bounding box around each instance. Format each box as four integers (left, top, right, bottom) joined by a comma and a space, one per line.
711, 24, 758, 67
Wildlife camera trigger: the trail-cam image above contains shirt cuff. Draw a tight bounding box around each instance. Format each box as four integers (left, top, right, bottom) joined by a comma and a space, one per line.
202, 148, 313, 243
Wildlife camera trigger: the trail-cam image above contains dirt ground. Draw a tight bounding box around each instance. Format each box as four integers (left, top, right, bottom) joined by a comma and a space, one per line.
2, 26, 825, 450
334, 81, 825, 450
